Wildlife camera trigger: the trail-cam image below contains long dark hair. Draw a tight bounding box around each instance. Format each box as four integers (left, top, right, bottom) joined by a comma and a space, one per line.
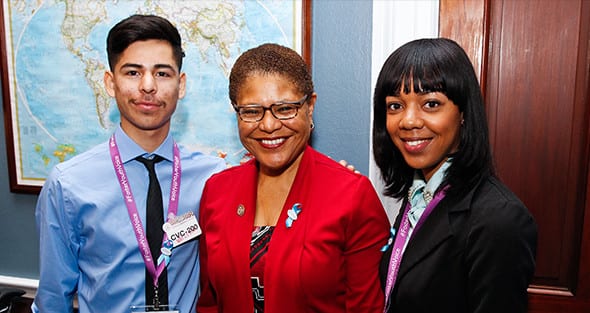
372, 38, 494, 200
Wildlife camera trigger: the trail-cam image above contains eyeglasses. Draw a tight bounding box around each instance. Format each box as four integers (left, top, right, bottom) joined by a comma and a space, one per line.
232, 94, 309, 122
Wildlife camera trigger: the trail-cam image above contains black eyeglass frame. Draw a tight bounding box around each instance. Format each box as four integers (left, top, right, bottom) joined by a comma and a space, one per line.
232, 94, 310, 122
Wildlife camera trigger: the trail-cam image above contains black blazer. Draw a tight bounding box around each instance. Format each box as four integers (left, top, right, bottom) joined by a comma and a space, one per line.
380, 175, 537, 313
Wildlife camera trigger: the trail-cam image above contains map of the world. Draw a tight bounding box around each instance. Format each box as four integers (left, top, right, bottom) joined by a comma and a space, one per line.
2, 0, 303, 187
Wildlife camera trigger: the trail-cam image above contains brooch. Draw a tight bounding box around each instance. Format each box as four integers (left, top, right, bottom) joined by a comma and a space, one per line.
285, 203, 302, 228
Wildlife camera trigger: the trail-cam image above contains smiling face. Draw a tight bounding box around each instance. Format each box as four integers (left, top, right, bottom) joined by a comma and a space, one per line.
104, 39, 186, 148
235, 73, 315, 176
385, 85, 462, 180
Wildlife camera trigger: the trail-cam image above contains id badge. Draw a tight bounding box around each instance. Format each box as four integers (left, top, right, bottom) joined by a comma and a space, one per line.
163, 211, 201, 247
130, 304, 179, 312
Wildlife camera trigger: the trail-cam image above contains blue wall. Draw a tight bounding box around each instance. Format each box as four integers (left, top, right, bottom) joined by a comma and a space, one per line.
0, 0, 374, 279
311, 1, 373, 174
0, 114, 40, 278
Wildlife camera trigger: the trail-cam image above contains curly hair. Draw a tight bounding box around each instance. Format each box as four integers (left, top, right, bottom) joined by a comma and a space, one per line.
372, 38, 494, 200
229, 43, 313, 104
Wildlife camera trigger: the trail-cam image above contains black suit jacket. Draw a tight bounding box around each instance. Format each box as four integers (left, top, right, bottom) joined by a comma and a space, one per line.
380, 175, 537, 313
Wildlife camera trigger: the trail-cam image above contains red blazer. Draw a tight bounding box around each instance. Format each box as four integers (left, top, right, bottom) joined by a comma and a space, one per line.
197, 146, 389, 312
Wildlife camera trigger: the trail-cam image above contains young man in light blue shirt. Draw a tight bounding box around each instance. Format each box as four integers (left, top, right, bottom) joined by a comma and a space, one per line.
32, 14, 225, 313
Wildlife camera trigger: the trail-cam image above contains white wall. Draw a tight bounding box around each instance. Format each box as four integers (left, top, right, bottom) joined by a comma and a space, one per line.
369, 0, 439, 223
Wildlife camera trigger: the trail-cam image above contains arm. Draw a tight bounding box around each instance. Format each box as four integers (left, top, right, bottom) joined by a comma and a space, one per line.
344, 178, 390, 312
466, 200, 537, 313
196, 183, 218, 313
32, 170, 79, 313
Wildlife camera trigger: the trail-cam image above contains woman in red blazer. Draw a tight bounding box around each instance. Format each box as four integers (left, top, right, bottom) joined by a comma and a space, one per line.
197, 43, 389, 312
372, 38, 537, 313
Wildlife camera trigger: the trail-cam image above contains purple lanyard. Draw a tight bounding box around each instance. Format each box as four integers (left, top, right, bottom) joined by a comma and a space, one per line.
383, 189, 446, 311
109, 135, 181, 287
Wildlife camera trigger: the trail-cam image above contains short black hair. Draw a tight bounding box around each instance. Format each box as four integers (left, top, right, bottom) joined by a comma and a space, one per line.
372, 38, 494, 199
106, 14, 184, 71
229, 43, 313, 104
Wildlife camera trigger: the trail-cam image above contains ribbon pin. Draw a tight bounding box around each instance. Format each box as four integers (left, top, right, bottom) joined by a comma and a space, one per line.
285, 203, 302, 228
157, 240, 174, 266
380, 227, 397, 252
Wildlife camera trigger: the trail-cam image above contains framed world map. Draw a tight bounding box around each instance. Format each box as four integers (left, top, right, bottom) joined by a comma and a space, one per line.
1, 0, 311, 193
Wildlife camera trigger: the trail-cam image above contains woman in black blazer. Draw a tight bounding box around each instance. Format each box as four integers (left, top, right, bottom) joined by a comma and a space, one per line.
372, 38, 537, 313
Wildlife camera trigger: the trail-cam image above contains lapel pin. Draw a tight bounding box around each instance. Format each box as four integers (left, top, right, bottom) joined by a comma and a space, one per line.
237, 204, 245, 216
285, 203, 302, 228
381, 227, 396, 252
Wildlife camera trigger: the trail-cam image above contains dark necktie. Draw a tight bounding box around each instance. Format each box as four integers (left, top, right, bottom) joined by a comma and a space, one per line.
136, 155, 169, 308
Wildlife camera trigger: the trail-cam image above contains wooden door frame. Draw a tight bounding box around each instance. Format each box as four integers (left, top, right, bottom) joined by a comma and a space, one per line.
439, 0, 489, 90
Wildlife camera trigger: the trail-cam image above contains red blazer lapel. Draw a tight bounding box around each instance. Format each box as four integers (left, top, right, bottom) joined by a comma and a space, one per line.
264, 145, 315, 309
225, 159, 258, 266
208, 161, 258, 310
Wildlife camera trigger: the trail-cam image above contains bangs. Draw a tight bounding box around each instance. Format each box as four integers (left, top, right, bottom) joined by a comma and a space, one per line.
386, 61, 447, 97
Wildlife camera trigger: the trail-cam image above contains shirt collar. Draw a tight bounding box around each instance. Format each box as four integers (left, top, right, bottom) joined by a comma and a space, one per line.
114, 125, 174, 163
425, 158, 452, 195
409, 158, 453, 200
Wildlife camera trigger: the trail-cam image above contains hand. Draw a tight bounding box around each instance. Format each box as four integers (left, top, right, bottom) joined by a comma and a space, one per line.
339, 160, 360, 174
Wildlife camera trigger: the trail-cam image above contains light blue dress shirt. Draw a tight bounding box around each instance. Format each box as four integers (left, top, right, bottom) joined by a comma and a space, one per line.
32, 126, 226, 313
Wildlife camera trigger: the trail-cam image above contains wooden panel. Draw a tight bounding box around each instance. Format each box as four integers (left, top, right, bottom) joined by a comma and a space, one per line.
486, 0, 588, 294
438, 0, 488, 86
440, 0, 590, 311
